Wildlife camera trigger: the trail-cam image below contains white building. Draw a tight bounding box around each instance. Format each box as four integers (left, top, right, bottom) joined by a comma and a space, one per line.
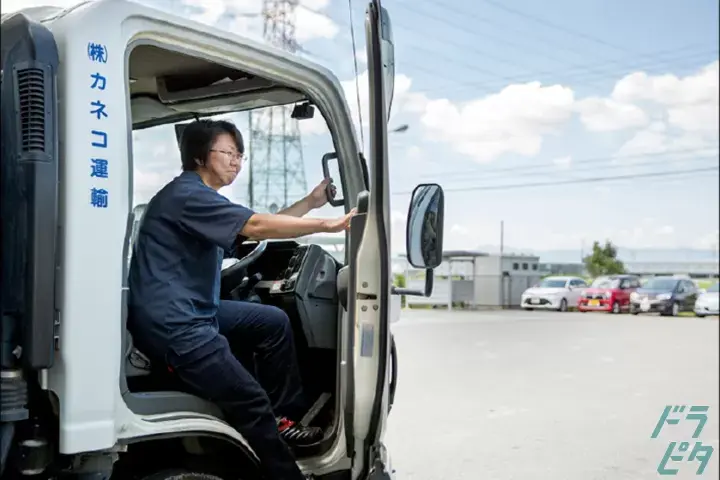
400, 251, 542, 308
472, 253, 542, 307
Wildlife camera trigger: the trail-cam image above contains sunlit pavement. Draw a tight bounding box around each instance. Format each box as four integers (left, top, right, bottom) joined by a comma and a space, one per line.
385, 309, 719, 480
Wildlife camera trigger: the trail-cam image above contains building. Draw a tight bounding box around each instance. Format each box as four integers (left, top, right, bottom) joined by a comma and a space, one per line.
474, 253, 542, 307
400, 251, 542, 309
624, 261, 719, 279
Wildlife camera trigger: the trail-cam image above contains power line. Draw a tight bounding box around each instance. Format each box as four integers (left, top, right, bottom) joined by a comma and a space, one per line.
437, 155, 719, 184
478, 0, 633, 54
410, 50, 717, 97
424, 147, 720, 179
306, 5, 716, 100
394, 166, 719, 194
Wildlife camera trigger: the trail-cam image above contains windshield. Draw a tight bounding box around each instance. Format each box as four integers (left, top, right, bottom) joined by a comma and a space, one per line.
591, 277, 620, 289
643, 278, 678, 290
538, 279, 567, 288
708, 283, 719, 293
132, 107, 338, 210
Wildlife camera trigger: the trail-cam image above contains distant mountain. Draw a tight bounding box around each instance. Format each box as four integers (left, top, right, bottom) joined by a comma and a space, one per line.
472, 245, 719, 264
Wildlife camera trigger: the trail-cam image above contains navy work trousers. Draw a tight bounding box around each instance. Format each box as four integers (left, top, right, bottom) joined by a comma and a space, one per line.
165, 300, 307, 480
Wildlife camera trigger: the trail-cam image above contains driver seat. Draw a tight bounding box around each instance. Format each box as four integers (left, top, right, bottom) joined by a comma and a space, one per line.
121, 203, 223, 419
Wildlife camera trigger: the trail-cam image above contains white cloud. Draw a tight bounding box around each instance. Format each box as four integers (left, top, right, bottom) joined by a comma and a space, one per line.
414, 82, 575, 163
575, 97, 649, 132
1, 0, 75, 12
612, 61, 719, 107
552, 155, 572, 169
296, 4, 339, 42
693, 230, 719, 250
300, 69, 416, 138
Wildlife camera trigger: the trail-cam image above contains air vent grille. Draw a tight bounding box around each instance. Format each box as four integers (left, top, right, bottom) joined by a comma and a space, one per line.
17, 67, 46, 153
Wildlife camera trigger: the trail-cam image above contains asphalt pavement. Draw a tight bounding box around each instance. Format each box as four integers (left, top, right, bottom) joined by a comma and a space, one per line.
384, 309, 719, 480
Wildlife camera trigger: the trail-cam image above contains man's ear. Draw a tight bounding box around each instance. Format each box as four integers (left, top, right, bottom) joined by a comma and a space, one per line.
195, 158, 204, 166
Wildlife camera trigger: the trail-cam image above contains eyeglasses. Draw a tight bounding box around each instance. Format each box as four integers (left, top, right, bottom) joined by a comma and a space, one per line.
210, 149, 245, 162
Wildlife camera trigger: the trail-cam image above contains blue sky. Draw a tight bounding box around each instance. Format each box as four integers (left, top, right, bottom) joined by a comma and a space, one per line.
4, 0, 719, 255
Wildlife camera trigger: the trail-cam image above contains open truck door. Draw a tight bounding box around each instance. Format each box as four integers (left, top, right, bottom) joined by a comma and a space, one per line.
348, 1, 445, 478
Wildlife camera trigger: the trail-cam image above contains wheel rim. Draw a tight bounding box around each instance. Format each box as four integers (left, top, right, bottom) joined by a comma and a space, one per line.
673, 303, 679, 316
561, 299, 567, 311
613, 303, 619, 313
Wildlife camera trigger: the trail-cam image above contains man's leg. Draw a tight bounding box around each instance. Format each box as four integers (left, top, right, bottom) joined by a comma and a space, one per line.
217, 300, 306, 417
166, 335, 305, 480
216, 300, 323, 445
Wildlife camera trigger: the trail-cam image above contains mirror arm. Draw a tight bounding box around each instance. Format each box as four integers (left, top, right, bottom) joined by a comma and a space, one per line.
392, 268, 433, 297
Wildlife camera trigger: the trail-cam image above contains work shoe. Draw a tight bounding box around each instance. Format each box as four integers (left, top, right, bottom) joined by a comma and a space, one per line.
277, 417, 323, 446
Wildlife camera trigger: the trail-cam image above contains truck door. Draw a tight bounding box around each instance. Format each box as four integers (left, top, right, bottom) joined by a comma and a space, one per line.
346, 0, 395, 477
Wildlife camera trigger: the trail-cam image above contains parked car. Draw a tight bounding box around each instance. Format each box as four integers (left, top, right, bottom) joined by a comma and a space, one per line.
521, 276, 588, 312
578, 274, 641, 313
694, 282, 719, 317
629, 276, 699, 316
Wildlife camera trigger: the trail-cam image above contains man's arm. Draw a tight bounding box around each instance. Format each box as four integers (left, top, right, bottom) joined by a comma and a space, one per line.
278, 196, 313, 217
241, 212, 351, 240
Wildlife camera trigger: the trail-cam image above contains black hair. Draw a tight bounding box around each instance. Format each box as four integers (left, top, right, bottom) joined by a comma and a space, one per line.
179, 119, 245, 171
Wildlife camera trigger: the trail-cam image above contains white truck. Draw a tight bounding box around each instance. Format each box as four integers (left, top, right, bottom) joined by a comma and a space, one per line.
0, 0, 445, 479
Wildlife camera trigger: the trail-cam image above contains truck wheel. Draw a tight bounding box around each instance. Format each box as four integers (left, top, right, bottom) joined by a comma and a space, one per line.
142, 470, 225, 480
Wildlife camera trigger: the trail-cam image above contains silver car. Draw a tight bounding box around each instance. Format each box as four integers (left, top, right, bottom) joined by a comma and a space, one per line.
695, 282, 719, 317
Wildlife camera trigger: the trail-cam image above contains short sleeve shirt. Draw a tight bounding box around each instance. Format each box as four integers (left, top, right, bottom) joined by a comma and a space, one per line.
127, 171, 255, 359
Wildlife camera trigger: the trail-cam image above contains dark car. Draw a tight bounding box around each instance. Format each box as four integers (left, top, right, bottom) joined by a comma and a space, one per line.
630, 276, 699, 316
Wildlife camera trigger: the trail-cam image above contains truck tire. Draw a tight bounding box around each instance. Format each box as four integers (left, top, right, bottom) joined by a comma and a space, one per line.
142, 470, 225, 480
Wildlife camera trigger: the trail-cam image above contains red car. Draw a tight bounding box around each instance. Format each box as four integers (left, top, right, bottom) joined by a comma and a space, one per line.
578, 275, 642, 313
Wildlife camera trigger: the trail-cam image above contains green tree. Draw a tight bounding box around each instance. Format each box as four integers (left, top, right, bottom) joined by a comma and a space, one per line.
583, 240, 626, 277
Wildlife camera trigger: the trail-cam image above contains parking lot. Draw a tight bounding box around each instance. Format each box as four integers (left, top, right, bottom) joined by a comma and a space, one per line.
385, 309, 719, 479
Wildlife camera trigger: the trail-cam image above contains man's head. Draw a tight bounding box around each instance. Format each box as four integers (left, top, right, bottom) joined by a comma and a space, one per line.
180, 119, 245, 190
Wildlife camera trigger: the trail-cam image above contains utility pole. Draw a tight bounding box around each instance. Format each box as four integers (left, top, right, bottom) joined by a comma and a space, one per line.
247, 0, 307, 212
499, 220, 504, 308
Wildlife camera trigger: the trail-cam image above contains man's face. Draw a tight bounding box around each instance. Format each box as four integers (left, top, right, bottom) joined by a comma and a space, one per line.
206, 133, 243, 187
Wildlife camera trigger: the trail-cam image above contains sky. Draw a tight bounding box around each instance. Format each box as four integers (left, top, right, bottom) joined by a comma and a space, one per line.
3, 0, 719, 257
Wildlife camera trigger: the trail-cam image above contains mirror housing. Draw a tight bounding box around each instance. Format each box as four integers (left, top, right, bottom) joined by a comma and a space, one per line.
393, 183, 445, 297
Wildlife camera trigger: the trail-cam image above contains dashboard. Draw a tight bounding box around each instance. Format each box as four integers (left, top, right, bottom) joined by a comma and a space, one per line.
230, 241, 342, 351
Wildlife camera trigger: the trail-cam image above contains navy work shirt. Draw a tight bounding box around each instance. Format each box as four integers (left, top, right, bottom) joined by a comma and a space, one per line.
128, 171, 255, 359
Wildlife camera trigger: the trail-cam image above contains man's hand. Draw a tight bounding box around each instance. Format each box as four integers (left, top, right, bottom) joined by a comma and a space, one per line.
322, 208, 357, 233
307, 178, 335, 210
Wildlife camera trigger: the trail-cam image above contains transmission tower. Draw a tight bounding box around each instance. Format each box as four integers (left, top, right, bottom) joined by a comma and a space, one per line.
247, 0, 307, 213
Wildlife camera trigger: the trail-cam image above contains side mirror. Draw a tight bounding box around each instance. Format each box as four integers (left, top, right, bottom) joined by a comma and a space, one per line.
321, 152, 343, 207
393, 183, 444, 297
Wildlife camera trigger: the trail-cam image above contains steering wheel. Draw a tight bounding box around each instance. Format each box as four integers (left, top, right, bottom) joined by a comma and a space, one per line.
221, 240, 268, 280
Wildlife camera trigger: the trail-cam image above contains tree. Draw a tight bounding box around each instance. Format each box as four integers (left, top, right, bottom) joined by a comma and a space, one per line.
583, 240, 626, 277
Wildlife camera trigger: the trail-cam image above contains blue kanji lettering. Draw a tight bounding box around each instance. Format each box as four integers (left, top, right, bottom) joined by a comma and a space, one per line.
90, 100, 108, 120
90, 188, 109, 208
90, 159, 108, 178
87, 43, 108, 63
91, 130, 107, 148
90, 72, 107, 90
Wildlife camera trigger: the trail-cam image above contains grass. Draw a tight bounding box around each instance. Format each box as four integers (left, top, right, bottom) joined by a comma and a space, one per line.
696, 279, 717, 290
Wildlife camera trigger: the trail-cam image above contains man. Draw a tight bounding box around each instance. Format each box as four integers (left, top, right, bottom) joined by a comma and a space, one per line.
127, 119, 355, 480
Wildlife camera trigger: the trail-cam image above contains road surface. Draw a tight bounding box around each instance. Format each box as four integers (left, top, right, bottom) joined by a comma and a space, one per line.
384, 309, 719, 480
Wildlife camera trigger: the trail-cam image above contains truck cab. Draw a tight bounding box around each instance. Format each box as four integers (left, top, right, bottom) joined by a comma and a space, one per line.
0, 1, 445, 479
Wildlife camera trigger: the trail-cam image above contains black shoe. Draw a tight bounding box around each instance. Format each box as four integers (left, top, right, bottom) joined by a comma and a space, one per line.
277, 417, 323, 447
